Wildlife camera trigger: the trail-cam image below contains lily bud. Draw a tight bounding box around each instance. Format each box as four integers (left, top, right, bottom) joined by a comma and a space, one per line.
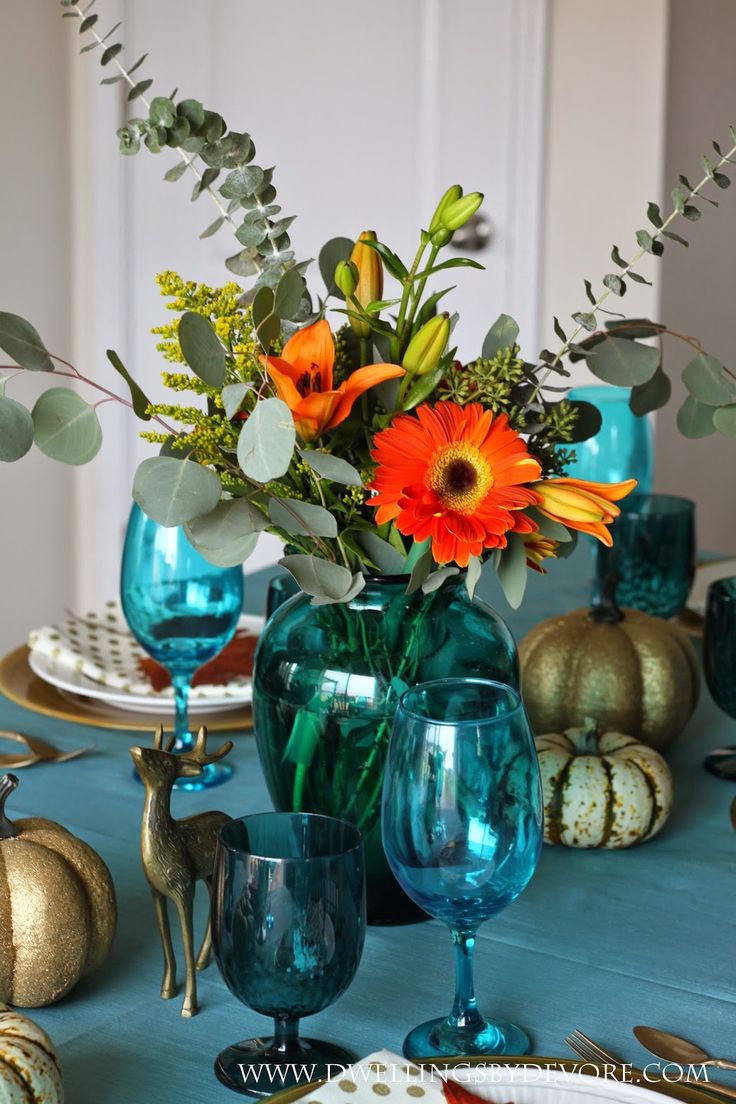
334, 259, 359, 298
402, 313, 450, 377
440, 191, 484, 232
349, 230, 384, 338
429, 185, 463, 234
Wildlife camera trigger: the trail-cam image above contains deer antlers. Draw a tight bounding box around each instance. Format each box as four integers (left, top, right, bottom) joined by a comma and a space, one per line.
180, 727, 233, 774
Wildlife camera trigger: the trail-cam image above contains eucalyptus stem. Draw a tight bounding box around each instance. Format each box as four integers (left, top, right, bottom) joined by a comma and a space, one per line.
529, 137, 736, 405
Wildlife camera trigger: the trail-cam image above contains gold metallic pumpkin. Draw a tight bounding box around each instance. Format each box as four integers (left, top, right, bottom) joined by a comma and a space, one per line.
536, 723, 673, 848
0, 1004, 63, 1103
0, 774, 117, 1008
519, 588, 699, 752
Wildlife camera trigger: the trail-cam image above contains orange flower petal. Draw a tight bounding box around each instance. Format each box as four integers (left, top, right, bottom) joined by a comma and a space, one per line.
330, 363, 405, 428
281, 319, 335, 390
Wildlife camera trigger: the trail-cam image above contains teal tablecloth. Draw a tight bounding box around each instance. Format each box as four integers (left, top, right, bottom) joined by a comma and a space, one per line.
0, 551, 734, 1103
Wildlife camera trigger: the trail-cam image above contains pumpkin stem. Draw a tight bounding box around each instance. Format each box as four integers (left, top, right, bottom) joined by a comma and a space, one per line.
572, 719, 600, 756
0, 774, 19, 839
590, 572, 624, 624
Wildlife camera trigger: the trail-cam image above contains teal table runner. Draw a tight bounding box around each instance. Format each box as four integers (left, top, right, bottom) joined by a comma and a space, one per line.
0, 551, 733, 1102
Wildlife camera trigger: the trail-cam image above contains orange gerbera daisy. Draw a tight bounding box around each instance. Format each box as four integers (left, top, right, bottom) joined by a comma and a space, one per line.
261, 319, 404, 442
533, 476, 637, 546
368, 401, 542, 567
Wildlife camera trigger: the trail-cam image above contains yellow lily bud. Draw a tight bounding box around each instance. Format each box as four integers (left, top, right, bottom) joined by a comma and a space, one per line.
402, 313, 450, 377
429, 185, 462, 234
440, 192, 484, 232
334, 259, 358, 298
349, 230, 383, 338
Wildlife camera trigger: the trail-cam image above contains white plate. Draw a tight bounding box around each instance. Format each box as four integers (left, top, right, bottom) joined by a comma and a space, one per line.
444, 1063, 686, 1104
28, 613, 262, 715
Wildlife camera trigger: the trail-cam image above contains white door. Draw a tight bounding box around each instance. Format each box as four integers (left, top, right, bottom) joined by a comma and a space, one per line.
73, 0, 547, 606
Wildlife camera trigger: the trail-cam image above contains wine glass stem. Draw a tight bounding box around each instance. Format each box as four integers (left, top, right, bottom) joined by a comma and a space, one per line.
171, 672, 194, 754
449, 929, 484, 1030
272, 1014, 301, 1054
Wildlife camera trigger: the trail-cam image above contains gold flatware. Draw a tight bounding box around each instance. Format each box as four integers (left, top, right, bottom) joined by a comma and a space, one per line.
566, 1029, 736, 1101
634, 1026, 736, 1073
0, 730, 89, 769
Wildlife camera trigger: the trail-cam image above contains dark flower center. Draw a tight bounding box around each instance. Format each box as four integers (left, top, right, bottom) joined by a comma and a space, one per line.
446, 458, 478, 493
296, 364, 321, 398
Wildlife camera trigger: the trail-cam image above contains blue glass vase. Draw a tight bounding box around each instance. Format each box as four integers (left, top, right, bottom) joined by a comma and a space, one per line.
567, 384, 654, 490
121, 504, 244, 790
252, 574, 519, 925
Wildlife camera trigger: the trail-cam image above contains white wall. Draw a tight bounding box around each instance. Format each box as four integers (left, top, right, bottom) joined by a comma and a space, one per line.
540, 0, 669, 381
0, 0, 77, 652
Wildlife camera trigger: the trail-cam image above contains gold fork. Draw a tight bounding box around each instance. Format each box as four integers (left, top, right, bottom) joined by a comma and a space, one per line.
566, 1028, 736, 1101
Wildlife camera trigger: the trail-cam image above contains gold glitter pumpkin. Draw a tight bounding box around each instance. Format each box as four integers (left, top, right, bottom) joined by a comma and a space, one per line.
0, 1004, 63, 1102
519, 583, 699, 752
535, 723, 673, 848
0, 774, 117, 1008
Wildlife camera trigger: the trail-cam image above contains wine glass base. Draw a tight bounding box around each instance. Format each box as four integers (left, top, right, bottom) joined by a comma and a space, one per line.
214, 1036, 357, 1097
703, 746, 736, 781
402, 1015, 531, 1060
175, 761, 233, 791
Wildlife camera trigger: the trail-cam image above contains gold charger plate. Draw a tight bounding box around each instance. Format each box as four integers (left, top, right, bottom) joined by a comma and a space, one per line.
0, 645, 253, 734
267, 1056, 717, 1104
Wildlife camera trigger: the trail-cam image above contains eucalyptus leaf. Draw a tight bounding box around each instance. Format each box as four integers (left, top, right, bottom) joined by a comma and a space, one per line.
356, 531, 406, 574
586, 337, 659, 386
31, 388, 102, 464
149, 96, 176, 127
676, 395, 715, 438
629, 367, 671, 415
481, 314, 519, 359
200, 215, 225, 239
219, 165, 264, 199
133, 455, 222, 526
405, 547, 433, 594
163, 160, 188, 183
0, 395, 34, 461
422, 566, 460, 594
318, 237, 353, 298
269, 497, 338, 538
279, 554, 353, 601
0, 312, 55, 372
312, 573, 366, 606
221, 382, 251, 419
682, 353, 735, 406
405, 538, 431, 572
226, 249, 261, 277
713, 404, 736, 437
496, 535, 528, 609
274, 269, 306, 320
106, 349, 151, 420
178, 312, 226, 387
565, 399, 602, 442
128, 78, 153, 102
299, 449, 363, 486
572, 311, 597, 332
184, 498, 267, 566
526, 508, 572, 543
465, 555, 482, 600
237, 397, 295, 482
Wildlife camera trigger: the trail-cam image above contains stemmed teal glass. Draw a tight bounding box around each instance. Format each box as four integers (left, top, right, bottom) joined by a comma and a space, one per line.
703, 576, 736, 780
382, 678, 543, 1059
121, 504, 244, 790
212, 812, 366, 1096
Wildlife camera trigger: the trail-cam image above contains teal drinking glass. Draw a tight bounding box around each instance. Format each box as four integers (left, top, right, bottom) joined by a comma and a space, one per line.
120, 504, 244, 790
212, 812, 366, 1097
703, 577, 736, 780
595, 493, 695, 618
567, 385, 653, 490
381, 678, 543, 1059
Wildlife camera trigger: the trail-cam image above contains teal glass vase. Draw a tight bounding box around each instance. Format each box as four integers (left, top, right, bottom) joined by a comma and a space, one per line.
252, 574, 519, 925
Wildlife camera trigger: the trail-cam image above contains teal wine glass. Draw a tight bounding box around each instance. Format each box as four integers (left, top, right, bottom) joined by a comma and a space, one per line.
212, 812, 366, 1097
382, 678, 543, 1059
703, 577, 736, 780
595, 493, 695, 619
121, 504, 243, 790
567, 385, 653, 490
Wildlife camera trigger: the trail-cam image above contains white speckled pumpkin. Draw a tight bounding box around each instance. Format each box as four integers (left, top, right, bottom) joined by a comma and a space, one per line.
0, 1005, 62, 1103
535, 723, 673, 848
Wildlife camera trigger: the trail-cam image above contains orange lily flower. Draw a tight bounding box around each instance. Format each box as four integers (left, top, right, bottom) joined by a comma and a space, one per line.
533, 476, 637, 546
261, 319, 404, 442
524, 533, 559, 573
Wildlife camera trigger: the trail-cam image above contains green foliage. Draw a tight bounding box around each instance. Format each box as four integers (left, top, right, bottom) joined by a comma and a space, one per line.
106, 349, 151, 419
133, 455, 222, 525
585, 337, 659, 386
32, 388, 102, 464
481, 314, 519, 359
268, 498, 338, 539
0, 396, 34, 461
184, 499, 267, 566
677, 396, 715, 438
178, 312, 226, 387
236, 397, 295, 482
0, 313, 55, 372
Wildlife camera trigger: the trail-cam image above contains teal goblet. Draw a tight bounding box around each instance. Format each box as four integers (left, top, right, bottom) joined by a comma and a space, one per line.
121, 504, 243, 790
595, 493, 695, 619
212, 812, 366, 1097
382, 678, 543, 1059
703, 576, 736, 780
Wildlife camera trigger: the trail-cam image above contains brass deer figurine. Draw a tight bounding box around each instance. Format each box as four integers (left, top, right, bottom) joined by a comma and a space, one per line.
130, 725, 232, 1018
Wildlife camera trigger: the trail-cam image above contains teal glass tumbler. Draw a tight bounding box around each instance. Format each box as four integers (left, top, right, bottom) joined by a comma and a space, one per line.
595, 493, 695, 619
567, 385, 653, 491
211, 812, 366, 1097
703, 576, 736, 780
382, 678, 543, 1059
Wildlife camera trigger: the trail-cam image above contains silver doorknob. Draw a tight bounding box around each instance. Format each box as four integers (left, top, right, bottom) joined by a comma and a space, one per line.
449, 212, 492, 252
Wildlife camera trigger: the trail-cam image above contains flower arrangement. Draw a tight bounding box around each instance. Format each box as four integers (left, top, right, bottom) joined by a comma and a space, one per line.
1, 3, 735, 607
